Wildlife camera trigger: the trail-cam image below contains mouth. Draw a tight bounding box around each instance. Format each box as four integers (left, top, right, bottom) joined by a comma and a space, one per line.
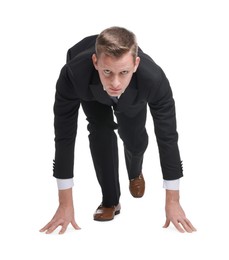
109, 88, 122, 92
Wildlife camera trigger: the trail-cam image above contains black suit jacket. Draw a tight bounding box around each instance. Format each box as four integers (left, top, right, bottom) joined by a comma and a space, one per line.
53, 35, 183, 181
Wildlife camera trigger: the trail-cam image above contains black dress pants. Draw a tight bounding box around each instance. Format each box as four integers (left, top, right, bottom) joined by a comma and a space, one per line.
81, 101, 148, 207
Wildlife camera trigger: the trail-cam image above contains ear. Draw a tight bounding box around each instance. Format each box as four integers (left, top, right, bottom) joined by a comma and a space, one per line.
133, 57, 140, 72
92, 54, 98, 70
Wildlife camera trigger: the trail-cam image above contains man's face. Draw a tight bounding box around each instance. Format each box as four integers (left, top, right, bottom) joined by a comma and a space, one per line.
92, 52, 140, 97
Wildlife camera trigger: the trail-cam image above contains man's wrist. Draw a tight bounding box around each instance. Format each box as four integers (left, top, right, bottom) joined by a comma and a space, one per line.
58, 188, 74, 207
165, 189, 180, 203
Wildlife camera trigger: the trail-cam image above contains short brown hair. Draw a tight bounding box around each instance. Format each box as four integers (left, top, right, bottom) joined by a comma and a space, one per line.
95, 26, 138, 60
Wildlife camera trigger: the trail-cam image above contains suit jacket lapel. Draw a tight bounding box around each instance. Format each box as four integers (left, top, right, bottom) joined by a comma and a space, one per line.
117, 77, 138, 111
89, 70, 112, 105
89, 83, 113, 106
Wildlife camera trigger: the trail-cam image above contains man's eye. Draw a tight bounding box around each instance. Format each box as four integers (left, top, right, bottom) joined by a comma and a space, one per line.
121, 71, 128, 75
104, 70, 111, 75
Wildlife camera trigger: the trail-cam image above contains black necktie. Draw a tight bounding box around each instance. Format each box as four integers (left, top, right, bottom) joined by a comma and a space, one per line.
110, 96, 118, 104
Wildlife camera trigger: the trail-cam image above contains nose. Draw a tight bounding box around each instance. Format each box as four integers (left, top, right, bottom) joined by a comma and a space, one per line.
111, 76, 120, 88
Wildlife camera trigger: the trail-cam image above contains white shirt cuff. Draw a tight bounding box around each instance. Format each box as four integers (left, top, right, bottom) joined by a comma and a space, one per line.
163, 179, 180, 190
56, 178, 74, 190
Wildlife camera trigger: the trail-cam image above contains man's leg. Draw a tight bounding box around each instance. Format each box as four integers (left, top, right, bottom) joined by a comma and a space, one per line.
81, 101, 120, 207
115, 107, 148, 197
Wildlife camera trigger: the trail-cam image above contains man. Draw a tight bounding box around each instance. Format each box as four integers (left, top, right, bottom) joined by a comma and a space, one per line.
40, 26, 196, 234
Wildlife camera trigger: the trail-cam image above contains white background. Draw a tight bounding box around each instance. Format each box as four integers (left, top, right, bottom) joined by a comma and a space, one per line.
1, 0, 229, 259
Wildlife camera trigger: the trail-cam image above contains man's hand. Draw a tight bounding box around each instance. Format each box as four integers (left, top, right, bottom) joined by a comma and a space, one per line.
163, 190, 197, 233
39, 188, 80, 234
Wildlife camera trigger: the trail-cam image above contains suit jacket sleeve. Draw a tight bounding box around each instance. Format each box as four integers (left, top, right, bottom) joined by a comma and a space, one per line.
148, 69, 183, 180
53, 64, 80, 179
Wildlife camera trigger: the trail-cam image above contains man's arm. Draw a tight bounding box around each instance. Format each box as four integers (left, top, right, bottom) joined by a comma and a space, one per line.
148, 70, 183, 181
53, 65, 80, 179
148, 69, 196, 232
40, 64, 80, 234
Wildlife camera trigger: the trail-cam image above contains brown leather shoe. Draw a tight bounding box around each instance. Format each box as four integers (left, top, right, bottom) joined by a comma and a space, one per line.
93, 203, 121, 221
129, 173, 145, 198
